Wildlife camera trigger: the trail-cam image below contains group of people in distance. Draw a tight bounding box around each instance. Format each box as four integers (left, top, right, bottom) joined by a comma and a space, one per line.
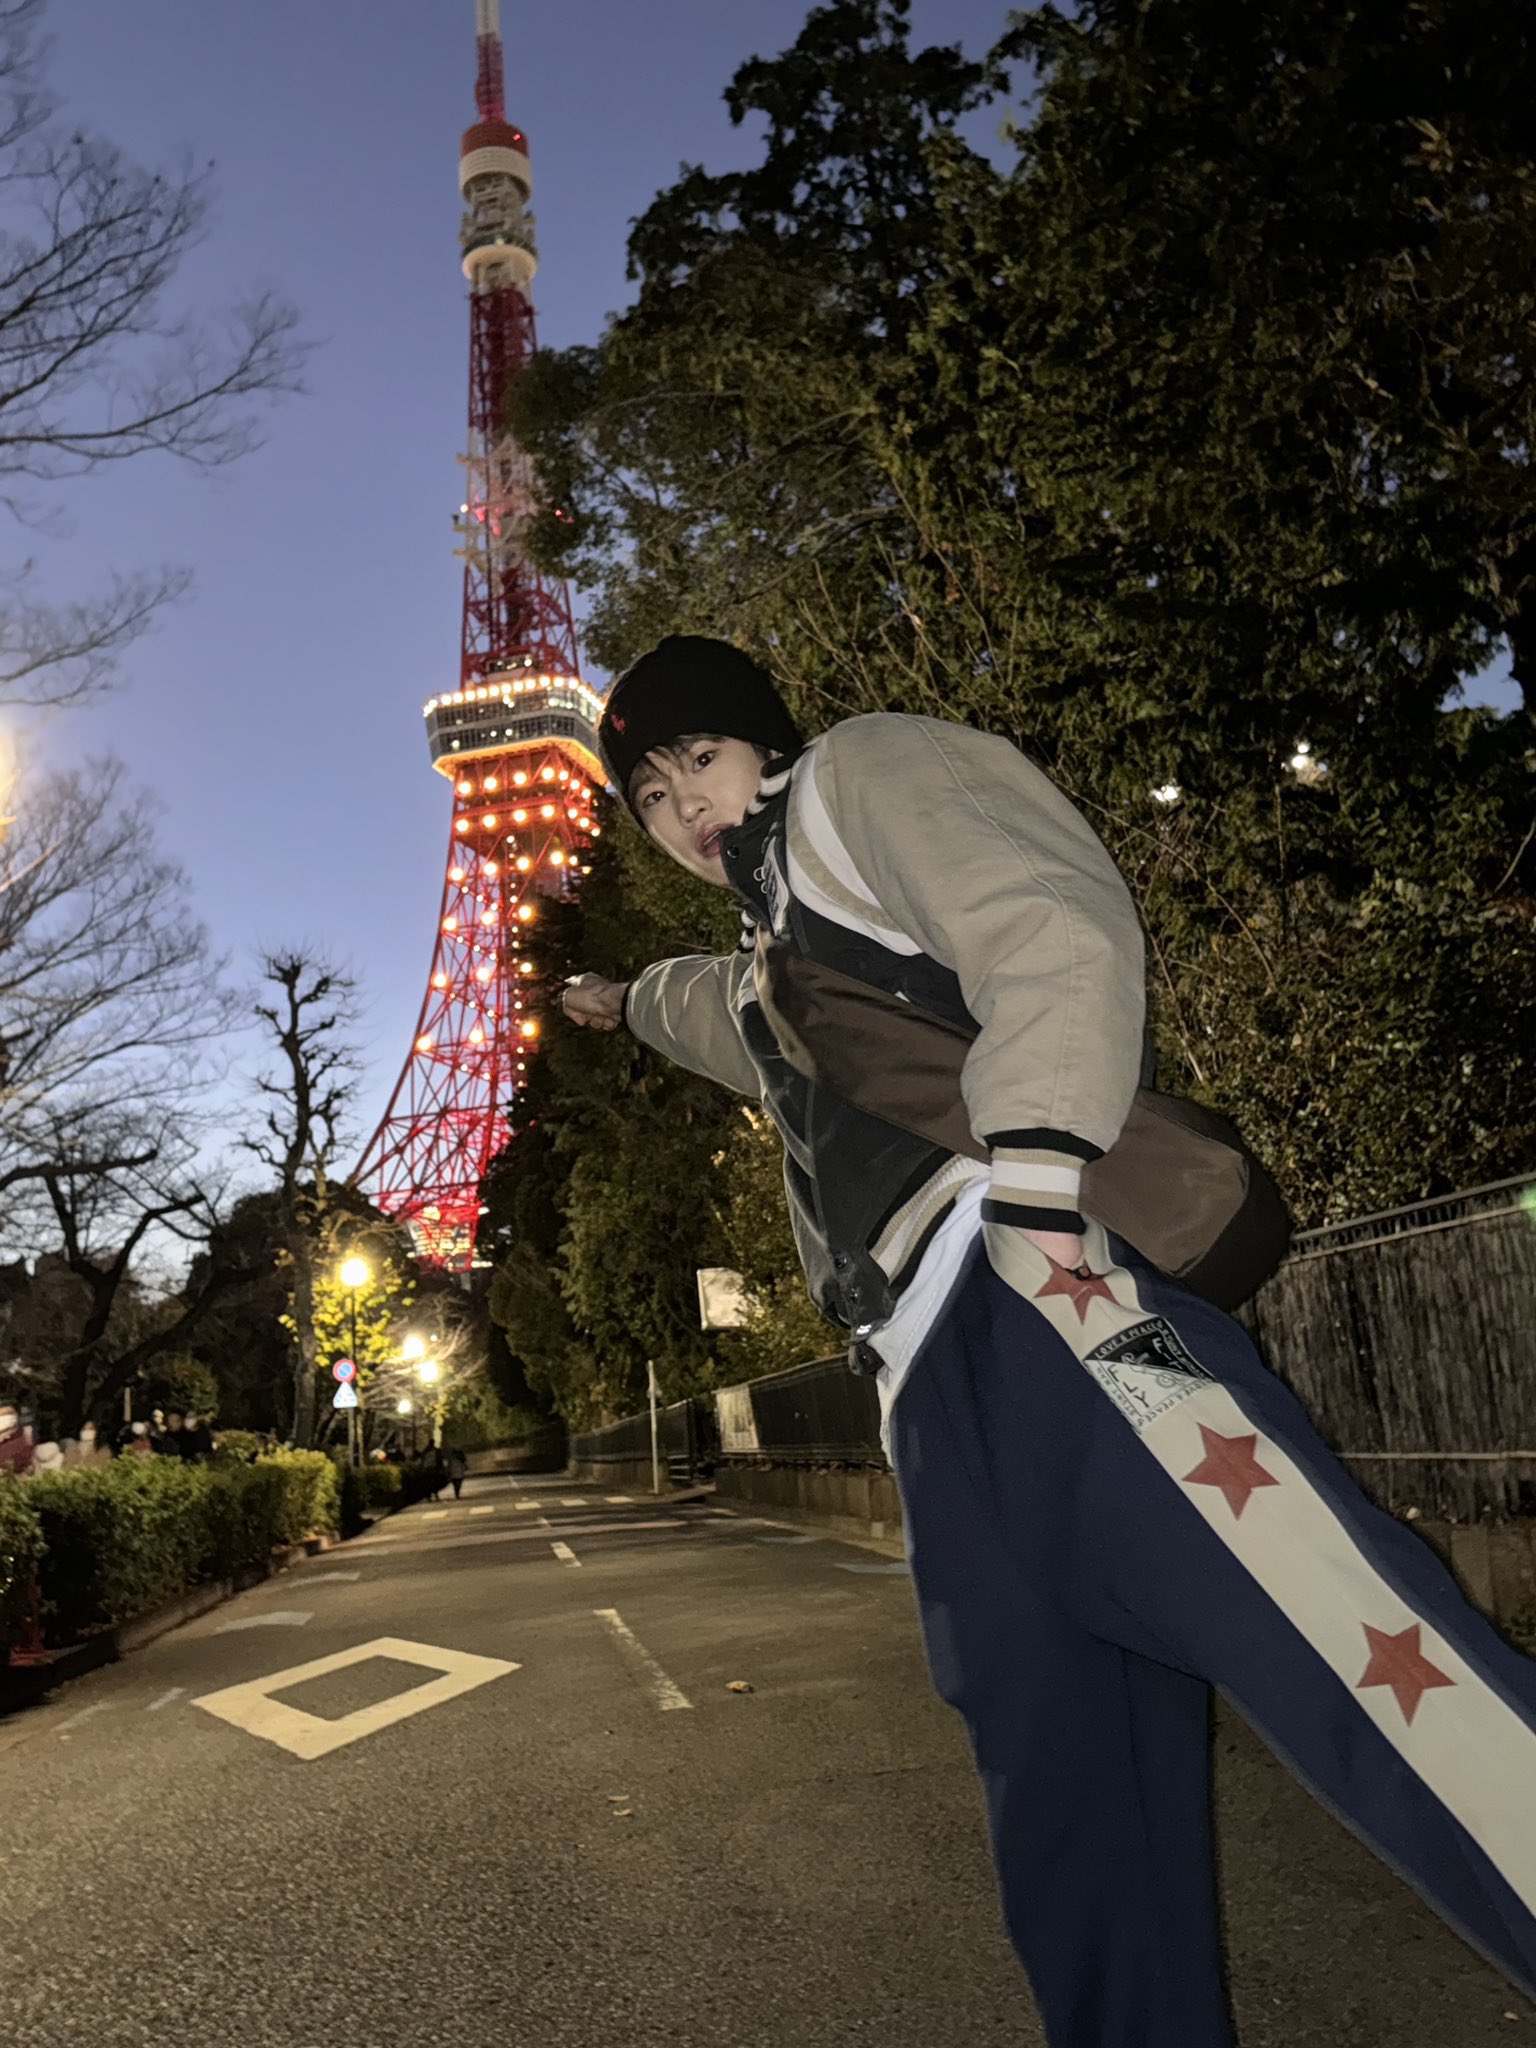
0, 1398, 218, 1478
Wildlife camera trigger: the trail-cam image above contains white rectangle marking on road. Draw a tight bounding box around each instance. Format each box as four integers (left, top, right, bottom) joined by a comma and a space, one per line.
147, 1687, 185, 1712
593, 1609, 692, 1712
193, 1637, 519, 1761
550, 1541, 580, 1566
304, 1571, 362, 1583
559, 1497, 585, 1507
58, 1703, 108, 1732
515, 1501, 540, 1511
469, 1505, 494, 1516
605, 1496, 632, 1504
421, 1510, 448, 1521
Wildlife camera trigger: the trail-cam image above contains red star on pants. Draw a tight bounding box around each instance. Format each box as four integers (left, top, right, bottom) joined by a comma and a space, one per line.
1032, 1262, 1117, 1323
1356, 1623, 1456, 1725
1180, 1425, 1281, 1519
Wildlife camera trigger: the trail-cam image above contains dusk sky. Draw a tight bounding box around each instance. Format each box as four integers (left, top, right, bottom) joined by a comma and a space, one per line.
25, 0, 1522, 1157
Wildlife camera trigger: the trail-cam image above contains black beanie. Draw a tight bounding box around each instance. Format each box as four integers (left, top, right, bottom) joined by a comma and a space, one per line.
598, 635, 803, 814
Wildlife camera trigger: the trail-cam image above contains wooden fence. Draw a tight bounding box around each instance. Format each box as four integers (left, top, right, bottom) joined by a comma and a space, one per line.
1242, 1174, 1536, 1521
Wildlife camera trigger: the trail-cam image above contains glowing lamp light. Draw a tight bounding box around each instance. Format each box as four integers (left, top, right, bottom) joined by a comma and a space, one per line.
396, 1398, 413, 1416
516, 856, 532, 872
541, 804, 556, 819
520, 1020, 539, 1039
519, 960, 535, 975
417, 1360, 440, 1385
455, 818, 470, 835
469, 1026, 485, 1045
417, 1034, 434, 1052
477, 966, 493, 982
484, 860, 499, 878
513, 808, 527, 823
339, 1256, 370, 1291
1151, 783, 1182, 806
432, 972, 449, 989
516, 905, 534, 923
559, 769, 569, 781
480, 909, 496, 926
401, 1335, 427, 1362
485, 776, 499, 793
456, 779, 472, 796
513, 770, 528, 786
482, 812, 499, 830
541, 767, 556, 782
443, 915, 458, 932
549, 850, 565, 866
449, 867, 465, 883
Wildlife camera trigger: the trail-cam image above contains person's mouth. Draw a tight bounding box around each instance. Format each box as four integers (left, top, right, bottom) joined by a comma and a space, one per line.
696, 824, 728, 861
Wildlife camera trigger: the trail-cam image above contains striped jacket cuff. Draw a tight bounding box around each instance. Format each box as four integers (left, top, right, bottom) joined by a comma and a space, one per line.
981, 1128, 1102, 1235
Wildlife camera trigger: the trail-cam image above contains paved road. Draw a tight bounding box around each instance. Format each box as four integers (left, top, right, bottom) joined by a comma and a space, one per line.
1, 1474, 1530, 2047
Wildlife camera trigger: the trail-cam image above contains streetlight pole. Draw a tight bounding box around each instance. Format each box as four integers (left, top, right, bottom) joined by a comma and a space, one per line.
338, 1256, 371, 1469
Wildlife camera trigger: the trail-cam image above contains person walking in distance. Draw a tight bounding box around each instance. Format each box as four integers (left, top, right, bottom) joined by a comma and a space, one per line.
445, 1446, 468, 1501
561, 634, 1536, 2047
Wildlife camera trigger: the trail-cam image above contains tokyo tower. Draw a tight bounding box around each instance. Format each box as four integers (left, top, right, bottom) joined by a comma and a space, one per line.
355, 0, 603, 1269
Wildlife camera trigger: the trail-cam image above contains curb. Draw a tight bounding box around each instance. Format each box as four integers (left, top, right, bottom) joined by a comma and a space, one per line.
0, 1529, 348, 1720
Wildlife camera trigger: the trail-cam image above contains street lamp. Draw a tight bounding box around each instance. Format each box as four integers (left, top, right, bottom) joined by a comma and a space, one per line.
338, 1255, 371, 1467
395, 1396, 416, 1455
416, 1358, 442, 1448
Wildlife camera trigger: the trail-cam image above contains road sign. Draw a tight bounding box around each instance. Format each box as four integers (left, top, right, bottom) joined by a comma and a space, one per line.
332, 1383, 359, 1410
332, 1358, 356, 1383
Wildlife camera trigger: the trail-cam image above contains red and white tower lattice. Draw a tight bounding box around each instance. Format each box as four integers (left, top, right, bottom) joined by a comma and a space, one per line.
355, 0, 604, 1268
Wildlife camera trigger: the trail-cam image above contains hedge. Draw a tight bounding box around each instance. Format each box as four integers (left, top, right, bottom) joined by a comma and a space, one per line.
16, 1450, 340, 1651
0, 1480, 44, 1659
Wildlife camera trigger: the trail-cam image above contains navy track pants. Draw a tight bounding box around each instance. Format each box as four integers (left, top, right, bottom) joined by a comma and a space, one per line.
886, 1217, 1536, 2047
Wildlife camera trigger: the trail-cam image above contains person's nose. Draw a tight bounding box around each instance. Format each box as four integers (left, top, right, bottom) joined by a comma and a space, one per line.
676, 786, 708, 826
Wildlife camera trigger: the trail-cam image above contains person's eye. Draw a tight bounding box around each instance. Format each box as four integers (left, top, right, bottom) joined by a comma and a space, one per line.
638, 786, 662, 808
693, 749, 716, 770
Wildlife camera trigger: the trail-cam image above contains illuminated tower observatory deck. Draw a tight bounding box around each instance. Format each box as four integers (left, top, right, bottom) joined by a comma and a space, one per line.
355, 0, 602, 1268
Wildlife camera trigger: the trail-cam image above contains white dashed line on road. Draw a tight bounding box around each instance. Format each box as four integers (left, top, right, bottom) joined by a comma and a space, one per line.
58, 1703, 108, 1732
550, 1541, 580, 1566
303, 1571, 362, 1583
559, 1497, 585, 1507
469, 1505, 494, 1516
515, 1501, 540, 1511
215, 1610, 314, 1633
604, 1496, 632, 1504
147, 1688, 184, 1712
421, 1510, 448, 1521
592, 1609, 692, 1712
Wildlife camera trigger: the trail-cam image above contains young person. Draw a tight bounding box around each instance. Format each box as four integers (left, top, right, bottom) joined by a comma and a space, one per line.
562, 633, 1536, 2046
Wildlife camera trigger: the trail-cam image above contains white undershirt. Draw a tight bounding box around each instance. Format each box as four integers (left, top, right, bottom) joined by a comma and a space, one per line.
867, 1174, 987, 1465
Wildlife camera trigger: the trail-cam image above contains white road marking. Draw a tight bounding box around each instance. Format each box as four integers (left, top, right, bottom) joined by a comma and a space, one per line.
58, 1703, 108, 1732
469, 1505, 494, 1516
515, 1501, 540, 1511
551, 1541, 580, 1566
192, 1636, 519, 1761
593, 1609, 692, 1712
303, 1571, 362, 1583
346, 1516, 686, 1558
147, 1687, 184, 1712
215, 1610, 313, 1632
421, 1510, 448, 1521
605, 1496, 632, 1505
559, 1497, 585, 1507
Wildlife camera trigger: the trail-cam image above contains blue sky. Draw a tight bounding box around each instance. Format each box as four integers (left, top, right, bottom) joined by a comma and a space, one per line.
21, 1, 1523, 1156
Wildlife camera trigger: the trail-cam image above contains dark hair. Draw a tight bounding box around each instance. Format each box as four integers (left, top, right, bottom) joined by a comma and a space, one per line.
628, 733, 771, 810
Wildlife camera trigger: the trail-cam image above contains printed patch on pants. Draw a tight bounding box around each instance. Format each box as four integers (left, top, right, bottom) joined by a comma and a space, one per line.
1081, 1315, 1214, 1433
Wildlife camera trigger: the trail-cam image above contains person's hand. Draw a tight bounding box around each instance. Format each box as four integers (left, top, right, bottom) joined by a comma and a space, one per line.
560, 972, 628, 1031
1016, 1226, 1087, 1272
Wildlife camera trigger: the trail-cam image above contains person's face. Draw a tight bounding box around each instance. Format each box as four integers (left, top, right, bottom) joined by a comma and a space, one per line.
166, 1412, 184, 1431
0, 1407, 17, 1440
629, 736, 766, 886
